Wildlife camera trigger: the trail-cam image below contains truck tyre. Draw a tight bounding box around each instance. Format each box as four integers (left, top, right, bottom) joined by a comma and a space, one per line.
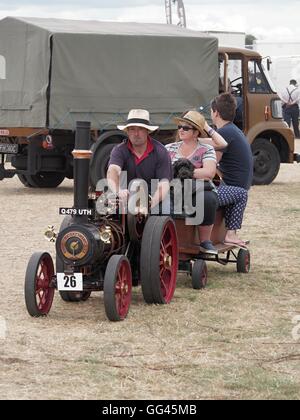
90, 143, 116, 189
17, 174, 35, 187
26, 172, 65, 188
18, 172, 65, 188
252, 138, 281, 185
90, 132, 127, 189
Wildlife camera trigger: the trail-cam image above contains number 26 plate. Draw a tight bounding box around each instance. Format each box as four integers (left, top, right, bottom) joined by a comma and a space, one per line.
57, 273, 83, 291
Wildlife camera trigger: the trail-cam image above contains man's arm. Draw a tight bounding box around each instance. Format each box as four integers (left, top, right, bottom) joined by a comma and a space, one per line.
107, 164, 129, 201
106, 144, 130, 200
107, 164, 121, 193
279, 89, 288, 104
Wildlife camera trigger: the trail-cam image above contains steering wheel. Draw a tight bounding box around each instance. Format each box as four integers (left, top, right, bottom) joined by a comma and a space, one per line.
230, 77, 243, 96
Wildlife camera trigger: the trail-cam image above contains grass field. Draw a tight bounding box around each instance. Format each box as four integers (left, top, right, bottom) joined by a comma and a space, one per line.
0, 154, 299, 400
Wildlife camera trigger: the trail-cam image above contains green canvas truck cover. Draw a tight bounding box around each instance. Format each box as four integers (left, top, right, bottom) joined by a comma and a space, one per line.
0, 17, 218, 130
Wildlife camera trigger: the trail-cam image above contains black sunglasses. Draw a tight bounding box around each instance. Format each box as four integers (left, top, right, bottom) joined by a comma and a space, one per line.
177, 125, 194, 131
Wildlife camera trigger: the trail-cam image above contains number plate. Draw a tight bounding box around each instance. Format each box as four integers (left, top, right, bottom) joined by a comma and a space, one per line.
59, 207, 93, 216
57, 273, 83, 291
0, 144, 19, 154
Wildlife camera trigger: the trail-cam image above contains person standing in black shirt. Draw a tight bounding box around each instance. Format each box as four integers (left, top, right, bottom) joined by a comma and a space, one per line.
210, 93, 253, 248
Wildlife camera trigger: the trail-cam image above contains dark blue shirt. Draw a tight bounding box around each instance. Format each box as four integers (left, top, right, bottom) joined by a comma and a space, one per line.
217, 123, 253, 190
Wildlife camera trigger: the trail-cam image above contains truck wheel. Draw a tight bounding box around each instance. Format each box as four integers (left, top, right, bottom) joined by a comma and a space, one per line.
104, 255, 132, 321
90, 143, 116, 189
17, 174, 34, 187
140, 216, 178, 304
252, 138, 280, 185
26, 172, 65, 188
25, 252, 55, 317
90, 132, 127, 189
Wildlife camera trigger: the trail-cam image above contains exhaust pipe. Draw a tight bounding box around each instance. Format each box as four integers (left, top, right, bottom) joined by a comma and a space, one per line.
72, 121, 92, 223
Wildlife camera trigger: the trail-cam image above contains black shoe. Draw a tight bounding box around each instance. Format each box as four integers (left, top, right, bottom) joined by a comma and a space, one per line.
199, 240, 218, 255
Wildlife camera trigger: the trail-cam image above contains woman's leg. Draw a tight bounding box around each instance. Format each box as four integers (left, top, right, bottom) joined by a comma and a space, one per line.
198, 224, 214, 243
217, 185, 248, 245
198, 191, 218, 254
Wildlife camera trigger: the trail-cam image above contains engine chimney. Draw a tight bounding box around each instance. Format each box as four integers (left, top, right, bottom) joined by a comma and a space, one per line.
72, 121, 92, 223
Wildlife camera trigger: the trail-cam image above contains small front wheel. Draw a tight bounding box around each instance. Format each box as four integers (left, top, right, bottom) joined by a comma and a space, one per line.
104, 255, 132, 321
24, 252, 55, 317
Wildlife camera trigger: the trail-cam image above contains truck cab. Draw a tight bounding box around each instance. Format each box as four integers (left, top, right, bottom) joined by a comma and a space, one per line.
219, 47, 297, 185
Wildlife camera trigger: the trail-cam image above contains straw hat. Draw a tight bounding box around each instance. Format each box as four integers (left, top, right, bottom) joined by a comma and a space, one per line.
117, 109, 159, 132
174, 110, 206, 137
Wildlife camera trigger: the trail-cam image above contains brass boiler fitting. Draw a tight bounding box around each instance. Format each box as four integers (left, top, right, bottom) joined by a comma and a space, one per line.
44, 225, 58, 242
98, 221, 125, 259
99, 225, 113, 244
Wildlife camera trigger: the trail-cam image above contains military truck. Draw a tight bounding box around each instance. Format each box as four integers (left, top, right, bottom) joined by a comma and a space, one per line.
0, 17, 298, 188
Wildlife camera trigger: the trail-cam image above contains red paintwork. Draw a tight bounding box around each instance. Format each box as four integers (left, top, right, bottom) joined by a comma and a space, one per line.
35, 255, 55, 314
175, 209, 232, 260
114, 259, 132, 320
159, 220, 178, 303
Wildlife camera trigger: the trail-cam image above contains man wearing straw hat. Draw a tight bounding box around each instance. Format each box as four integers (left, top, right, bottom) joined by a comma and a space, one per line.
107, 109, 172, 209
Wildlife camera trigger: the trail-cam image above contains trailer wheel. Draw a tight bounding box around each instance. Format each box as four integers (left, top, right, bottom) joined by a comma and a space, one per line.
104, 255, 132, 321
237, 249, 251, 273
252, 138, 280, 185
191, 260, 208, 289
26, 172, 65, 188
24, 252, 55, 317
140, 216, 178, 304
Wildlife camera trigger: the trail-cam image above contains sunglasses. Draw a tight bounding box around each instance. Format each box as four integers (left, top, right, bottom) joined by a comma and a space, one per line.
177, 125, 194, 131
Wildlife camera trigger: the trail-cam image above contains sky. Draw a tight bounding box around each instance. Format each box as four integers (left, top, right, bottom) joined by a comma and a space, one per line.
0, 0, 299, 42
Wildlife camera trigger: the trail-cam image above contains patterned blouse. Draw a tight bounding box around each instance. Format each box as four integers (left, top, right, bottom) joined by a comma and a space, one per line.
165, 140, 216, 169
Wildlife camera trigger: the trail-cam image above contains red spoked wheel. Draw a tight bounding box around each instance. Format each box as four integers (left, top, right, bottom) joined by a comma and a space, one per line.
24, 252, 55, 317
140, 216, 178, 304
191, 260, 208, 289
104, 255, 132, 321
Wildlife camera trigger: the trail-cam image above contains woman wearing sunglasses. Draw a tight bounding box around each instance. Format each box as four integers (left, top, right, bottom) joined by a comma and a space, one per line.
166, 110, 227, 254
